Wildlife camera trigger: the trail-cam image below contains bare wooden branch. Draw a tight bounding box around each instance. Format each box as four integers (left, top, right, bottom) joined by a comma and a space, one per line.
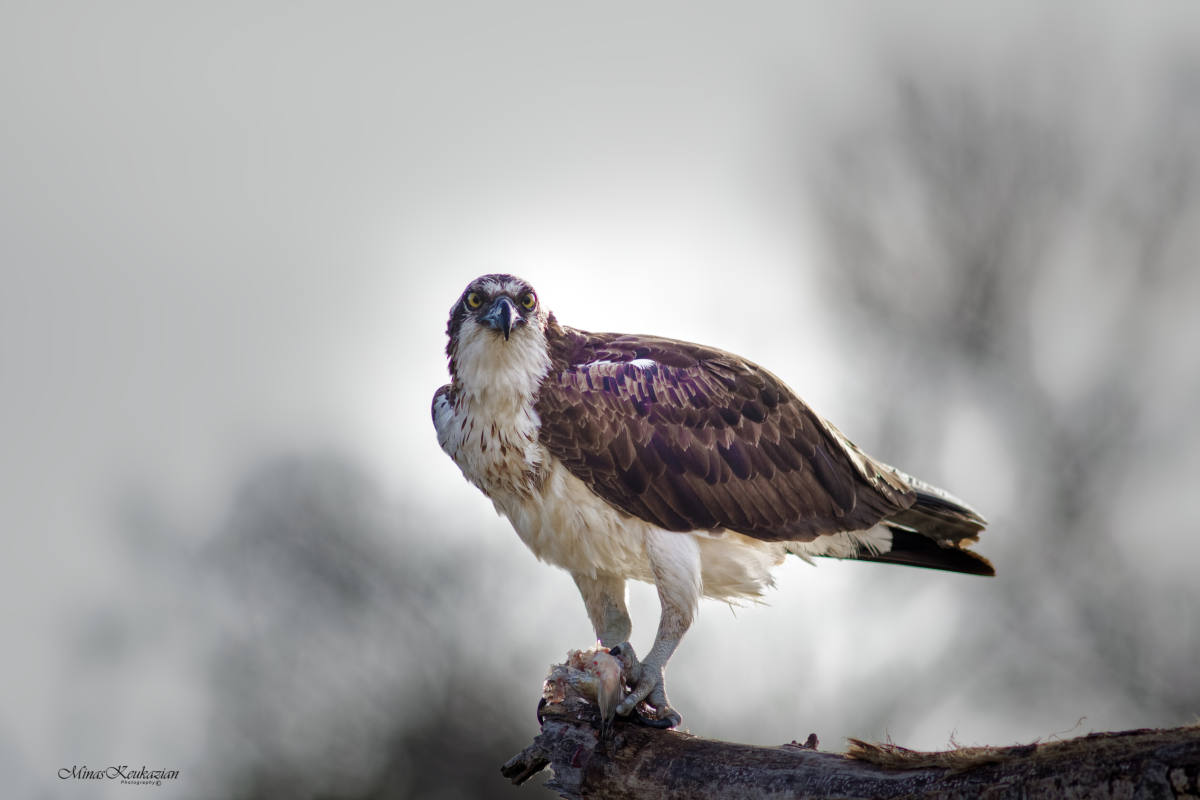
503, 663, 1200, 799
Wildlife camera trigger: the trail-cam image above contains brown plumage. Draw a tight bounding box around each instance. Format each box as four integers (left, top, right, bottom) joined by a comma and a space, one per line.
536, 316, 990, 573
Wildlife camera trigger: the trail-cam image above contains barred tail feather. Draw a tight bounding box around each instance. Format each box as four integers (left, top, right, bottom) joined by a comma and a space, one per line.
833, 468, 994, 576
856, 525, 995, 576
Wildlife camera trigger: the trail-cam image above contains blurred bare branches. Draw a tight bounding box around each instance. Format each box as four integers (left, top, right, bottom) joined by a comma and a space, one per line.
809, 54, 1200, 723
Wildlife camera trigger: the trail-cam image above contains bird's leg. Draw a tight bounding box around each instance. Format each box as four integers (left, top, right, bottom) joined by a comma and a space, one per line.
571, 572, 632, 734
614, 531, 700, 728
571, 571, 631, 648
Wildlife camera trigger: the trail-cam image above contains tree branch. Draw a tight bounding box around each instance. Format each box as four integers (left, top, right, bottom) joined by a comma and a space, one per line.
503, 660, 1200, 799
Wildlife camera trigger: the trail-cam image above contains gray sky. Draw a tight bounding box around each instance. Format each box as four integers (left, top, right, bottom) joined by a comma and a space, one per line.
3, 2, 1200, 797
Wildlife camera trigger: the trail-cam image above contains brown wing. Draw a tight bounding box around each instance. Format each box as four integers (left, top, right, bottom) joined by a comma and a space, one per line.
535, 323, 916, 541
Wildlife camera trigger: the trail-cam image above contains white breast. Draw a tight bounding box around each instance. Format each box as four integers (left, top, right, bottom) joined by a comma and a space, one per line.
434, 389, 543, 501
434, 319, 551, 500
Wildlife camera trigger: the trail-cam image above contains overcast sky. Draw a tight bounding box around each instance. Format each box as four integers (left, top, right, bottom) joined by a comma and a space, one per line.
3, 3, 1199, 798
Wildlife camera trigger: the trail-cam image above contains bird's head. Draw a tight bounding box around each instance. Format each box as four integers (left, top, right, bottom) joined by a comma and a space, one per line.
445, 274, 551, 394
448, 273, 543, 344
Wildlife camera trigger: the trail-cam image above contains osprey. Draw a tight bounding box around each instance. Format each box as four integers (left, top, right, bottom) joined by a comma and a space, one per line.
433, 274, 992, 727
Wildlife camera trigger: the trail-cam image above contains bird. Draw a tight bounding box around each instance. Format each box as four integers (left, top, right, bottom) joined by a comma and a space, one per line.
432, 273, 993, 728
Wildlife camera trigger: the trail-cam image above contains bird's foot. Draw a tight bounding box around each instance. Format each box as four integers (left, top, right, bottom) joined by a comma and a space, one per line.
608, 642, 682, 729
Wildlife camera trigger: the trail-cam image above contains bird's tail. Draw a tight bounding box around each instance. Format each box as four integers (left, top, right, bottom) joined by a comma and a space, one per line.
853, 468, 994, 576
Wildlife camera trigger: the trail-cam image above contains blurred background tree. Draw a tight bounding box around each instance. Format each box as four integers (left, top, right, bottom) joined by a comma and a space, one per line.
808, 55, 1200, 726
202, 455, 541, 798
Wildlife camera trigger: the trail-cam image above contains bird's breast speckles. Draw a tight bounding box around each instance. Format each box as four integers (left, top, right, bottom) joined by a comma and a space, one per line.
435, 311, 554, 501
438, 392, 545, 501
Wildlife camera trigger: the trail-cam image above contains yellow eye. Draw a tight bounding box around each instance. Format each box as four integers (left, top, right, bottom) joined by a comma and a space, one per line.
466, 292, 483, 309
519, 292, 536, 310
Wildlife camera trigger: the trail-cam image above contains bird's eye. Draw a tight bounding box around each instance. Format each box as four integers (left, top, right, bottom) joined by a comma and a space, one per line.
519, 292, 536, 310
466, 292, 483, 309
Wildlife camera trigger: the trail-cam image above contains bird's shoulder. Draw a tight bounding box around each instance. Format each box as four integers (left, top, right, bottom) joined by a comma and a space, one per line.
431, 384, 459, 445
431, 383, 453, 417
539, 321, 798, 431
544, 319, 746, 373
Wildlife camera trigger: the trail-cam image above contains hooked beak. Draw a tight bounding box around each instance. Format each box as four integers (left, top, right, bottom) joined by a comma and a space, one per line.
480, 296, 521, 341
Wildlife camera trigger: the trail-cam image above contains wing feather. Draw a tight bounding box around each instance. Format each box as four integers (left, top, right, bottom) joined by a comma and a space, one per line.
535, 323, 917, 541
